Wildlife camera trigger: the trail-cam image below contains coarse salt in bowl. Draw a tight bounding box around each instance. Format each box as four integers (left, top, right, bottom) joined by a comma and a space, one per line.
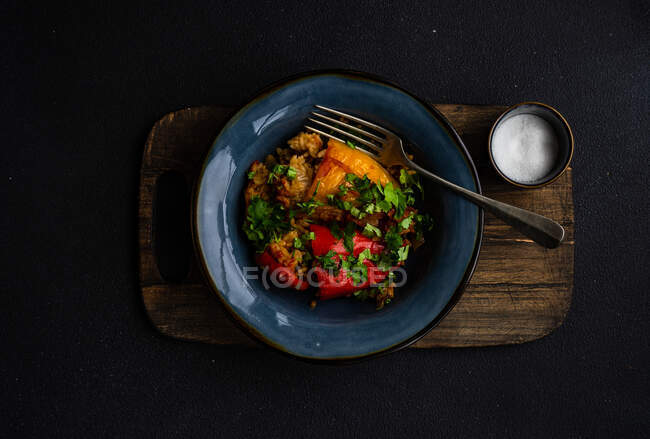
488, 102, 574, 188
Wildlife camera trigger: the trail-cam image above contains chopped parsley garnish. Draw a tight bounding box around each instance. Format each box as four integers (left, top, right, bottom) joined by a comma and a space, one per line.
384, 226, 403, 252
348, 260, 368, 285
297, 181, 324, 216
318, 173, 431, 274
399, 168, 423, 194
362, 223, 382, 238
340, 257, 352, 272
376, 199, 391, 212
267, 165, 284, 182
296, 198, 323, 215
399, 213, 414, 230
357, 248, 372, 264
318, 250, 340, 273
302, 231, 315, 241
349, 174, 372, 192
383, 182, 407, 217
397, 244, 410, 262
243, 197, 289, 250
383, 182, 398, 206
349, 206, 362, 218
414, 213, 434, 241
343, 222, 356, 254
377, 253, 393, 272
267, 164, 297, 182
329, 222, 342, 239
247, 171, 256, 179
332, 173, 410, 218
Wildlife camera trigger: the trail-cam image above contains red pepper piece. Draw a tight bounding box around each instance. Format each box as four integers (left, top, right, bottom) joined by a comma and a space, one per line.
309, 224, 388, 300
309, 224, 384, 257
256, 251, 308, 291
315, 260, 389, 300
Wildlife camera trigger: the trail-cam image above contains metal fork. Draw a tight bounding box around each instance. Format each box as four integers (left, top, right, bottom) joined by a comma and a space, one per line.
305, 105, 565, 249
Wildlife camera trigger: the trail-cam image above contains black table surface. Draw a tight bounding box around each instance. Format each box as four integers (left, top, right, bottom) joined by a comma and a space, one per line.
2, 1, 648, 437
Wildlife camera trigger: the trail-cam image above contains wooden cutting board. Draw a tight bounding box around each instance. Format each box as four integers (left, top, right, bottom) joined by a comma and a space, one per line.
138, 104, 574, 348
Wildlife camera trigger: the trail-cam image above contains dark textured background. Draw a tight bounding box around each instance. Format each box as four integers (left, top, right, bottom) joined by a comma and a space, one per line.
2, 1, 648, 437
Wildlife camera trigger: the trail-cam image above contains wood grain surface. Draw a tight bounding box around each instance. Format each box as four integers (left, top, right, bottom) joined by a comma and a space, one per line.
138, 104, 574, 348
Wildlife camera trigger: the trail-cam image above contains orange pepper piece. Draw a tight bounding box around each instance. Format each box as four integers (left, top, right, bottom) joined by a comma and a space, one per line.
305, 139, 399, 201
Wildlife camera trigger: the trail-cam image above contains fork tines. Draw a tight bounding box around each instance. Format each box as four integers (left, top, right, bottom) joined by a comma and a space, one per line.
305, 105, 389, 157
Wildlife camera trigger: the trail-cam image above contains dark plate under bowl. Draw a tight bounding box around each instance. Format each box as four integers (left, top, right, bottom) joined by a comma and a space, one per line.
194, 71, 483, 362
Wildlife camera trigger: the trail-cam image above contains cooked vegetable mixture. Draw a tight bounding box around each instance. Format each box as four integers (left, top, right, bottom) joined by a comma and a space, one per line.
243, 132, 433, 309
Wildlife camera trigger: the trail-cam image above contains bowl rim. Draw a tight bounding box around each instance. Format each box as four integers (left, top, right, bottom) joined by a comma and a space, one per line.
191, 69, 484, 363
488, 101, 574, 189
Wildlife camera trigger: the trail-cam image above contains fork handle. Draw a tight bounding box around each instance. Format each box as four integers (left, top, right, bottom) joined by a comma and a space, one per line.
408, 162, 565, 249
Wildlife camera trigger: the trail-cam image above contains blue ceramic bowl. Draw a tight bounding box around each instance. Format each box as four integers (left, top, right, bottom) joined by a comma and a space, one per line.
194, 71, 483, 361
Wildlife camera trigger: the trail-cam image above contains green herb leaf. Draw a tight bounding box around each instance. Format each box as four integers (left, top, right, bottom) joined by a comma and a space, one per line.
343, 222, 356, 254
303, 231, 315, 241
267, 164, 288, 182
362, 223, 382, 238
247, 171, 256, 179
377, 254, 393, 272
243, 197, 290, 250
384, 226, 403, 252
414, 213, 434, 240
397, 244, 410, 262
329, 223, 342, 239
296, 198, 323, 216
293, 237, 303, 249
399, 214, 414, 230
406, 194, 416, 205
346, 140, 357, 149
398, 169, 408, 185
354, 175, 372, 192
273, 164, 287, 174
357, 248, 372, 264
399, 168, 423, 194
318, 250, 340, 272
286, 166, 297, 180
350, 261, 368, 285
394, 190, 407, 218
376, 199, 391, 212
383, 182, 398, 206
382, 181, 408, 217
